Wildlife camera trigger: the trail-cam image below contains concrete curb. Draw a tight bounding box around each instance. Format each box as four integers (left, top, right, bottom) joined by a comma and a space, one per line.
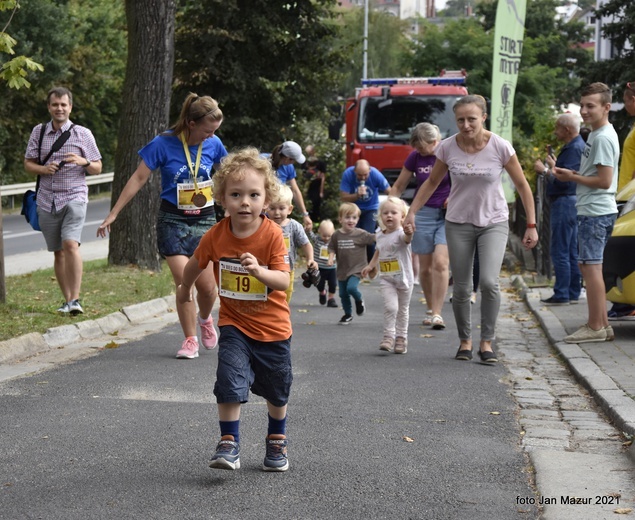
509, 269, 635, 439
0, 295, 175, 365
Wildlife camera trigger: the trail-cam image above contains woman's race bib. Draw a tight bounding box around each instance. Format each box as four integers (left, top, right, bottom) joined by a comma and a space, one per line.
177, 179, 214, 210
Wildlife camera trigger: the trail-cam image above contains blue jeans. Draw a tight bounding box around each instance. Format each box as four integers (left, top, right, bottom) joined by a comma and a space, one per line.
550, 196, 581, 301
577, 214, 616, 264
338, 275, 363, 316
357, 208, 377, 262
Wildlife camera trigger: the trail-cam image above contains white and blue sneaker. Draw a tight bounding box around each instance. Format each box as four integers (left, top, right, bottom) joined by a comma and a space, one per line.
209, 437, 240, 470
263, 435, 289, 472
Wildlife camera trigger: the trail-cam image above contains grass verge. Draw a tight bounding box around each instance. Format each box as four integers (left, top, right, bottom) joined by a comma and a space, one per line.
1, 259, 175, 342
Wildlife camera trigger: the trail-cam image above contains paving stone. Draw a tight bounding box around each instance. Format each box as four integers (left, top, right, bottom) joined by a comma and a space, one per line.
519, 409, 560, 419
523, 426, 571, 440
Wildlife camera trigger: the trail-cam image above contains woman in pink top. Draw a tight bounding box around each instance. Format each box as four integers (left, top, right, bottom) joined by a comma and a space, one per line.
404, 95, 538, 363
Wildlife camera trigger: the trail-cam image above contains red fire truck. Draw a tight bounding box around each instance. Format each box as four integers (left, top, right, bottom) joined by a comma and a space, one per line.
344, 71, 468, 200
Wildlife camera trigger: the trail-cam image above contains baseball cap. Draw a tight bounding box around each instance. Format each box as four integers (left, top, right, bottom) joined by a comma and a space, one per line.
280, 141, 306, 164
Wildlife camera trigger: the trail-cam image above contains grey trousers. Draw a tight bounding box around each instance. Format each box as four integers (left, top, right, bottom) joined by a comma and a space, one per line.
446, 220, 509, 342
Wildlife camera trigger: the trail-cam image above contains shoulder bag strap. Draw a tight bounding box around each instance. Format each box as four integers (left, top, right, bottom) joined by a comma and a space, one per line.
41, 123, 75, 165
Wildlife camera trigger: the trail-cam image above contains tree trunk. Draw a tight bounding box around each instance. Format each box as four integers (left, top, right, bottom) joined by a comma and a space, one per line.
108, 0, 176, 270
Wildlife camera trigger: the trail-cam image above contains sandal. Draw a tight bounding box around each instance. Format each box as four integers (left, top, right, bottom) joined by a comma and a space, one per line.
431, 314, 445, 330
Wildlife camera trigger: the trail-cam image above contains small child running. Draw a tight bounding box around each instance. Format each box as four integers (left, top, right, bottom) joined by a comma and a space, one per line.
308, 219, 338, 307
362, 197, 414, 354
176, 147, 293, 472
328, 202, 376, 324
267, 184, 317, 302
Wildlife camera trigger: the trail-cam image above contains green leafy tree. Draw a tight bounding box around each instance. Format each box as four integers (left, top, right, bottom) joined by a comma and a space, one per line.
333, 4, 411, 97
586, 0, 635, 139
0, 0, 126, 185
440, 0, 476, 18
0, 1, 42, 89
173, 0, 346, 151
408, 0, 591, 175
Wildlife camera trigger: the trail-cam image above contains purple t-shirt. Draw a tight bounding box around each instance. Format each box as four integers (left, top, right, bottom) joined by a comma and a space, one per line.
404, 151, 450, 209
436, 133, 514, 227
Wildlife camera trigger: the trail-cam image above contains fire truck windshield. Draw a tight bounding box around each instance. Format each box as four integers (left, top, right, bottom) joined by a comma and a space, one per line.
357, 95, 461, 143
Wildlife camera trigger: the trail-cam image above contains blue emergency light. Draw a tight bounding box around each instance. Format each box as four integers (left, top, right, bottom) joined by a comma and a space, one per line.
362, 74, 466, 87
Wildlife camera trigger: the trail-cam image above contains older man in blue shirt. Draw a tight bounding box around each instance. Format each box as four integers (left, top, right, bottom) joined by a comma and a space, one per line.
340, 159, 391, 261
534, 113, 586, 305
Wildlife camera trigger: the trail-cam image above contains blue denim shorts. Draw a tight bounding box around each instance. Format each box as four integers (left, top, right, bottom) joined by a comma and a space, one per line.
412, 206, 446, 255
214, 325, 293, 408
577, 214, 616, 264
156, 209, 215, 257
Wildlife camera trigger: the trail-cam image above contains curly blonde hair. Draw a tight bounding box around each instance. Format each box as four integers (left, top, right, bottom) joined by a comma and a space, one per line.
213, 147, 282, 205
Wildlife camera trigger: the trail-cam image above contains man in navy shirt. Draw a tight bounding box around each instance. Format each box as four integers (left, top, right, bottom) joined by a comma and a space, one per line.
534, 113, 585, 305
339, 159, 391, 261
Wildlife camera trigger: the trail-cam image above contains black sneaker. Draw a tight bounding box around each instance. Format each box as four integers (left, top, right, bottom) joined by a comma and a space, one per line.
327, 298, 338, 308
540, 296, 570, 306
339, 314, 353, 325
355, 299, 365, 316
319, 292, 327, 305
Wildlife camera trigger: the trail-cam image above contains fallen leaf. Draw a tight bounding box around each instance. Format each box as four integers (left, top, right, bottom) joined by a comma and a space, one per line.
432, 419, 446, 423
489, 411, 501, 415
615, 508, 632, 514
297, 309, 308, 313
525, 377, 533, 380
307, 321, 316, 325
420, 334, 434, 338
622, 439, 633, 447
104, 341, 119, 349
402, 436, 414, 443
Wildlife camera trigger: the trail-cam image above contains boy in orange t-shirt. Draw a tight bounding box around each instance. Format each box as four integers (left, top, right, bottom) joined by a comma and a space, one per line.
177, 148, 292, 472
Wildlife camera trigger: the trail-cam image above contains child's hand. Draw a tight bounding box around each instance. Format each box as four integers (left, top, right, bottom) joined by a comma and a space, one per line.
240, 252, 261, 275
176, 284, 192, 305
327, 258, 334, 267
403, 223, 414, 236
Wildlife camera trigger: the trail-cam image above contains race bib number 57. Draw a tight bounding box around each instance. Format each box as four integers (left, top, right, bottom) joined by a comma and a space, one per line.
219, 259, 268, 301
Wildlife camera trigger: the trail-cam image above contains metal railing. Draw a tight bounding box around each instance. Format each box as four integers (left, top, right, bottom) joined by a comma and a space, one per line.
1, 172, 114, 208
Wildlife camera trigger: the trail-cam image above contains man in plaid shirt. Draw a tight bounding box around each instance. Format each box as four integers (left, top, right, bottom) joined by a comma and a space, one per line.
24, 87, 103, 316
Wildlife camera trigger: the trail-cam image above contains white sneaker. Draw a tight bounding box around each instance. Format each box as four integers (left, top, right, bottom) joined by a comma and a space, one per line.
68, 299, 83, 316
564, 324, 607, 344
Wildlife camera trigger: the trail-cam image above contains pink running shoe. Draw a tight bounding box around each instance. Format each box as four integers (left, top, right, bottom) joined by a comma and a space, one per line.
199, 316, 218, 349
176, 337, 199, 359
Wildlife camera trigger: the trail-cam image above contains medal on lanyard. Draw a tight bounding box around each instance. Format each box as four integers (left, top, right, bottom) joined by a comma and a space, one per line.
180, 133, 207, 208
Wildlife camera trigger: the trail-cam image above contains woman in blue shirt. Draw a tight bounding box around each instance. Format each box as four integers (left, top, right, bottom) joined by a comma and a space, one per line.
98, 93, 227, 360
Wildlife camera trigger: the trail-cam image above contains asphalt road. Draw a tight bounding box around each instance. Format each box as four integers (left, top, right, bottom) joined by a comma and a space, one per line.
2, 197, 111, 256
0, 279, 538, 520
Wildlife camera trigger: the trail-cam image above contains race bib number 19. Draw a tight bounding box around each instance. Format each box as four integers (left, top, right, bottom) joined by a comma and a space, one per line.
219, 259, 268, 301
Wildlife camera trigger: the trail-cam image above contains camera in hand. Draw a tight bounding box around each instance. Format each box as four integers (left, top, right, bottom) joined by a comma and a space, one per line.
301, 266, 321, 288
